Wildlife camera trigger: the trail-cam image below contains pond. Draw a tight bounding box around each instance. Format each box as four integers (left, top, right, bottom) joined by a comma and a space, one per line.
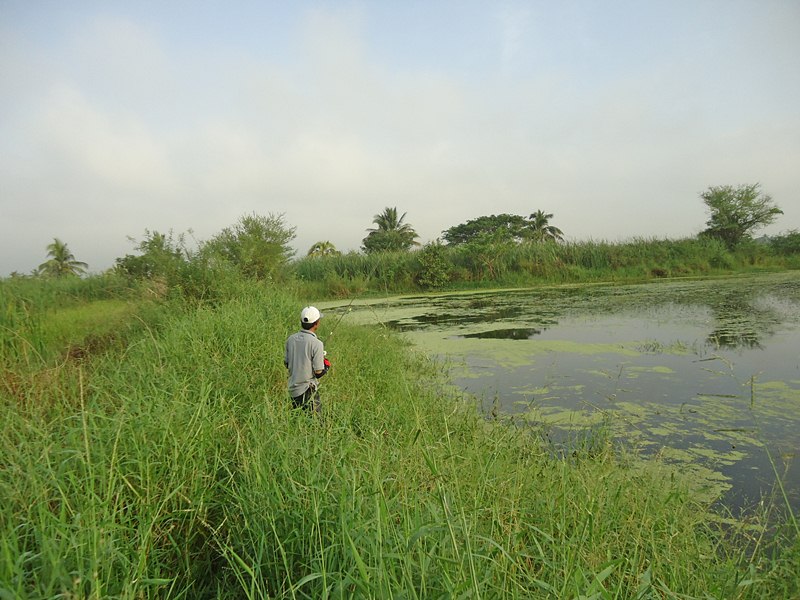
322, 272, 800, 513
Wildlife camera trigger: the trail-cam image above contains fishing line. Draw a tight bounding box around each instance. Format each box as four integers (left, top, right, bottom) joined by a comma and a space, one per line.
324, 294, 357, 343
322, 257, 386, 344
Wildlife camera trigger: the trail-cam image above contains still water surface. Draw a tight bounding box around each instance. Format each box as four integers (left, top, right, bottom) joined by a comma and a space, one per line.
324, 272, 800, 512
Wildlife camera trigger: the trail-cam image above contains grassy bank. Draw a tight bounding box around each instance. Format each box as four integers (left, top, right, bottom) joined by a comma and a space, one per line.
292, 237, 800, 298
1, 277, 799, 598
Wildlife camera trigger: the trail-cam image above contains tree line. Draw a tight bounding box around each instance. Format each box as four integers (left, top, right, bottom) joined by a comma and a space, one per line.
21, 183, 793, 284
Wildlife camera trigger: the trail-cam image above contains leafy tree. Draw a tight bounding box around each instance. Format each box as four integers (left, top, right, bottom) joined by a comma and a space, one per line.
114, 230, 188, 280
37, 238, 88, 277
204, 213, 296, 280
442, 212, 564, 245
528, 210, 564, 243
442, 214, 528, 245
700, 183, 783, 249
362, 207, 419, 253
307, 241, 341, 258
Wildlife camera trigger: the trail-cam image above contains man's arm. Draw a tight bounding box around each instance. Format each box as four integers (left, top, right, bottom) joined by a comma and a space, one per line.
313, 357, 329, 378
312, 343, 328, 378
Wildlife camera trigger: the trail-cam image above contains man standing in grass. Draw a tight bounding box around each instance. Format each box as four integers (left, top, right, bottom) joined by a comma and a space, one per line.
284, 306, 330, 413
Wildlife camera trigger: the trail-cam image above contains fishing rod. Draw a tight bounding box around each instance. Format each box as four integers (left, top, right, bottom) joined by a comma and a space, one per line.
324, 295, 356, 343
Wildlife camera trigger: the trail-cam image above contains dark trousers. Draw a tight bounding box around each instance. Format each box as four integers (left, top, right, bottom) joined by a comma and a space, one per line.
291, 386, 321, 413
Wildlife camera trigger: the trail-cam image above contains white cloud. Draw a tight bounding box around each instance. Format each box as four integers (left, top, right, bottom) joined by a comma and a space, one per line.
36, 86, 175, 193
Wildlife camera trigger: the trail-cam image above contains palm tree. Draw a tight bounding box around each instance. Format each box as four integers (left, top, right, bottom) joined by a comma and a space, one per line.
362, 207, 420, 253
37, 238, 88, 277
307, 241, 341, 258
528, 210, 564, 243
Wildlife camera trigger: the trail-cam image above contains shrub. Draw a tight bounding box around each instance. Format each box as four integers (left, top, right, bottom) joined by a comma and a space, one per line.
415, 241, 451, 290
769, 230, 800, 256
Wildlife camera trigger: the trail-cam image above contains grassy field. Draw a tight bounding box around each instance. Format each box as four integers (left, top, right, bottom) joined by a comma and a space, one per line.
1, 275, 799, 598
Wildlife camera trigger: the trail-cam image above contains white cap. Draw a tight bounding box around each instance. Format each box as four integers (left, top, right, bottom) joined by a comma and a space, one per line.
300, 306, 322, 324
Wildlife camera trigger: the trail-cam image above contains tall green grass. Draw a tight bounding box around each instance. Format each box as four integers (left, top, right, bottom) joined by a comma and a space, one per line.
292, 237, 795, 297
0, 274, 148, 366
1, 272, 139, 309
1, 278, 798, 598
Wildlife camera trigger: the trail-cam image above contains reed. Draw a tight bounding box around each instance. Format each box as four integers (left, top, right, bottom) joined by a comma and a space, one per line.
292, 237, 794, 297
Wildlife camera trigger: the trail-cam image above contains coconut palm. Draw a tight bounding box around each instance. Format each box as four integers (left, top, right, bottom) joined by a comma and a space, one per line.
528, 210, 564, 243
307, 241, 341, 258
37, 238, 88, 277
362, 207, 420, 253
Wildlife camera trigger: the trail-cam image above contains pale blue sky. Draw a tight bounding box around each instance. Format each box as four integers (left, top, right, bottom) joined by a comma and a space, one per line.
1, 1, 798, 275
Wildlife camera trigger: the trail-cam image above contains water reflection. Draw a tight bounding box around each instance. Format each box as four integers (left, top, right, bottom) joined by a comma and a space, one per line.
459, 327, 545, 340
377, 277, 797, 351
323, 273, 800, 513
704, 291, 783, 350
